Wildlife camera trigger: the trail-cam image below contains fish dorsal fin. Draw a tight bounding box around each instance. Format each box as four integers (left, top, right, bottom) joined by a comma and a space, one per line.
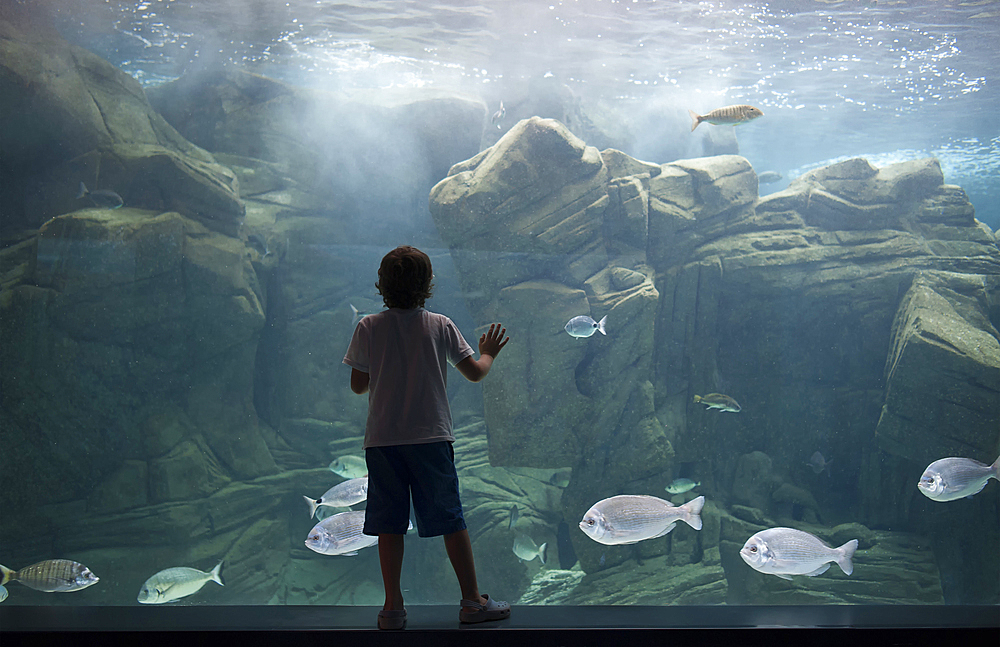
804, 564, 831, 577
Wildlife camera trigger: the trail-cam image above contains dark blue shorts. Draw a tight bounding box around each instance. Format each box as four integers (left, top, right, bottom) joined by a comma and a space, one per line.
363, 441, 467, 538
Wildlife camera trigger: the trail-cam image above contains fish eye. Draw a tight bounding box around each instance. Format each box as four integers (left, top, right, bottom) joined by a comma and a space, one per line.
749, 546, 757, 553
585, 518, 594, 526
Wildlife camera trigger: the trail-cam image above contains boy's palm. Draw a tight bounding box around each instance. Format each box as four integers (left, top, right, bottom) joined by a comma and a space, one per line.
479, 323, 509, 358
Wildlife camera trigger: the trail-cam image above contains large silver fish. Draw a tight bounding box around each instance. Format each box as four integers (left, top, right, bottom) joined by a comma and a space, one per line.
688, 104, 764, 131
917, 456, 999, 502
0, 559, 99, 593
304, 476, 369, 518
579, 495, 704, 545
512, 533, 547, 564
305, 510, 411, 556
740, 528, 857, 580
137, 562, 224, 604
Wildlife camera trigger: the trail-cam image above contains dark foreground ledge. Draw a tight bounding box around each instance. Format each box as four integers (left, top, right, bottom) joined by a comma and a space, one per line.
1, 604, 997, 647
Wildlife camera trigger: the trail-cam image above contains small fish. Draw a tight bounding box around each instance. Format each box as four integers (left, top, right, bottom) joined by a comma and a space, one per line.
305, 511, 411, 556
665, 478, 701, 495
740, 527, 858, 581
917, 456, 999, 502
329, 455, 368, 479
598, 553, 605, 567
758, 171, 783, 184
350, 304, 371, 328
137, 562, 223, 604
491, 100, 505, 128
512, 533, 547, 564
807, 451, 833, 475
564, 315, 607, 338
688, 105, 764, 131
508, 504, 519, 530
693, 393, 741, 413
0, 559, 99, 593
549, 471, 571, 488
579, 495, 705, 546
76, 182, 123, 209
304, 476, 369, 518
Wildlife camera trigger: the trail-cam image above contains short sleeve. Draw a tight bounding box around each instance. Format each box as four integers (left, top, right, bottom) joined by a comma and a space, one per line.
443, 317, 474, 367
343, 320, 370, 372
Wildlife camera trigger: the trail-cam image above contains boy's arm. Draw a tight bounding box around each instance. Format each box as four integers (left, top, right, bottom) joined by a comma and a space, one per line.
456, 323, 508, 383
350, 368, 370, 394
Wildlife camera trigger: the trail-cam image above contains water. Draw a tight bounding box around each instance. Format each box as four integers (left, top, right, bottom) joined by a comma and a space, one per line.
0, 0, 998, 614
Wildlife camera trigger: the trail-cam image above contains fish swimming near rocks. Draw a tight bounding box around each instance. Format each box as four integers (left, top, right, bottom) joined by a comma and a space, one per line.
665, 478, 701, 495
565, 315, 607, 338
693, 393, 741, 412
807, 451, 833, 475
740, 527, 858, 581
491, 100, 505, 128
76, 182, 124, 209
304, 476, 369, 518
329, 455, 368, 479
512, 533, 547, 564
0, 559, 99, 593
508, 503, 519, 530
579, 495, 704, 546
758, 171, 783, 184
688, 105, 764, 131
917, 456, 999, 502
137, 562, 223, 604
305, 510, 412, 556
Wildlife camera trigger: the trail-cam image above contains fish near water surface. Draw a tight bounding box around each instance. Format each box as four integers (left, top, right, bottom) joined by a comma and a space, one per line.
757, 171, 783, 184
491, 100, 505, 128
688, 105, 764, 131
0, 559, 99, 593
917, 456, 999, 502
304, 476, 369, 518
137, 562, 223, 604
579, 495, 705, 546
693, 393, 741, 412
740, 527, 858, 580
329, 455, 368, 479
565, 315, 607, 338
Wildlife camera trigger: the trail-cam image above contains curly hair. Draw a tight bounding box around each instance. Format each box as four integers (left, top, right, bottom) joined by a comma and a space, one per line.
376, 245, 434, 309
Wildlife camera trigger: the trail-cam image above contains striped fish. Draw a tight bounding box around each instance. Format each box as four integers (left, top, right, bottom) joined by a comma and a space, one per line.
689, 104, 764, 131
304, 510, 413, 556
0, 559, 99, 592
579, 495, 705, 545
740, 527, 858, 580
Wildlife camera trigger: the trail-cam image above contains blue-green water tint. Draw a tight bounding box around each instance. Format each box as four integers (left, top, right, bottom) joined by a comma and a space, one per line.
0, 0, 997, 613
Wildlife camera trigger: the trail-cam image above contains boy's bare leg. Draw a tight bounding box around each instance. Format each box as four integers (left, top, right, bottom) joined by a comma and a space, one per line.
443, 528, 488, 605
378, 534, 405, 611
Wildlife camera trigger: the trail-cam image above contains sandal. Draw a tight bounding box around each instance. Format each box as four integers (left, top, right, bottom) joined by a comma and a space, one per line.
377, 608, 406, 630
459, 593, 511, 624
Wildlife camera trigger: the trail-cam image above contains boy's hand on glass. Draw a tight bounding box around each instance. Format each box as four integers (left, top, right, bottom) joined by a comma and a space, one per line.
479, 323, 509, 358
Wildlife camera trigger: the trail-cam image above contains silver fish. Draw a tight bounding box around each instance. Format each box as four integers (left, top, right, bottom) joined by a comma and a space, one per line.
917, 456, 999, 502
508, 503, 519, 530
350, 304, 372, 328
0, 559, 99, 593
0, 584, 7, 602
688, 105, 764, 131
491, 100, 505, 128
741, 527, 857, 580
565, 315, 607, 338
758, 171, 783, 184
329, 455, 368, 479
807, 451, 833, 475
305, 510, 411, 556
665, 478, 701, 495
512, 533, 547, 564
304, 476, 369, 518
693, 393, 741, 412
137, 562, 223, 604
76, 182, 123, 209
579, 495, 704, 546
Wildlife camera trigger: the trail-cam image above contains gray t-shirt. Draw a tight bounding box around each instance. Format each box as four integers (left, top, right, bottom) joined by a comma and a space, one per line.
343, 307, 474, 448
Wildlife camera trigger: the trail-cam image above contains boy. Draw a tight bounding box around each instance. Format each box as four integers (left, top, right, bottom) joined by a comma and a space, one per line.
343, 245, 512, 629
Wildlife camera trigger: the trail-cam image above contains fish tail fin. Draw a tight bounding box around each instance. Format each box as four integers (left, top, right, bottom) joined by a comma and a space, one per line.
990, 456, 1000, 479
539, 542, 548, 565
836, 539, 859, 576
76, 182, 88, 199
682, 495, 705, 530
693, 395, 702, 403
597, 315, 607, 335
688, 109, 702, 131
304, 495, 319, 519
0, 564, 12, 586
210, 561, 224, 586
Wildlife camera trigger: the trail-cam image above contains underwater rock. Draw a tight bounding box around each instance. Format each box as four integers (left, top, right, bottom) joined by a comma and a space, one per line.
876, 271, 1000, 463
731, 452, 780, 513
517, 568, 586, 605
87, 460, 149, 514
830, 522, 877, 551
